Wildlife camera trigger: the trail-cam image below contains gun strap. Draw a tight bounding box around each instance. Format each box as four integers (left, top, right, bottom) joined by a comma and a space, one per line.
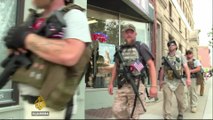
65, 100, 73, 120
130, 79, 140, 118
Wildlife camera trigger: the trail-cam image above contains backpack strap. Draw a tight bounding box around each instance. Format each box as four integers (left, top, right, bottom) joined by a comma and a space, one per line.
134, 41, 146, 65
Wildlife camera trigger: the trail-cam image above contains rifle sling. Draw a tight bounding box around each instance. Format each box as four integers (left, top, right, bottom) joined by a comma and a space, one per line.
131, 79, 140, 118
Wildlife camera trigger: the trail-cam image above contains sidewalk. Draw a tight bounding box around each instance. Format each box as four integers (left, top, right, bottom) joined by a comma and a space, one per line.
85, 77, 213, 119
203, 77, 212, 119
140, 77, 213, 119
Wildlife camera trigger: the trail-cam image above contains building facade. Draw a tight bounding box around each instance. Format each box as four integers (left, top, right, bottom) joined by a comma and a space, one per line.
189, 29, 200, 59
155, 0, 196, 71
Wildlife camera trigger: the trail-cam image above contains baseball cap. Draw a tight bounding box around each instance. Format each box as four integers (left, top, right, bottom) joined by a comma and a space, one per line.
167, 40, 177, 47
122, 24, 136, 32
186, 50, 193, 55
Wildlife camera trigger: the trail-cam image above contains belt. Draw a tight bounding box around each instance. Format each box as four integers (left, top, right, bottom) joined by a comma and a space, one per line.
22, 95, 38, 104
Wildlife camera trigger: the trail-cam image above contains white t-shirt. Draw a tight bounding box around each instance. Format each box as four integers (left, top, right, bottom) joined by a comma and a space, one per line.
19, 9, 91, 96
193, 59, 202, 67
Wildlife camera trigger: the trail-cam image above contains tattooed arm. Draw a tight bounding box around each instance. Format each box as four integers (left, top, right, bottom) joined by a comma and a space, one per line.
25, 34, 86, 66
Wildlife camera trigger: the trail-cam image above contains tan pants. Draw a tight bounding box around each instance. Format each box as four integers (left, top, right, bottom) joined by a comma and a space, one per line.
184, 85, 190, 110
188, 78, 199, 108
112, 81, 146, 119
162, 83, 185, 119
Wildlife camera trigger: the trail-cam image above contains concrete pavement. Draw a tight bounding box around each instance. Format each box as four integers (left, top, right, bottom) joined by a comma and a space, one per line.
140, 77, 213, 119
203, 77, 212, 119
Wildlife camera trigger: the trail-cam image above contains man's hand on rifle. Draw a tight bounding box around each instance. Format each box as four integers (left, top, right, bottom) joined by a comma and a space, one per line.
4, 25, 34, 49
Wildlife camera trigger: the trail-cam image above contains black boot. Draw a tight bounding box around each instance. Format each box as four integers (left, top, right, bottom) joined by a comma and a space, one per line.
177, 114, 183, 120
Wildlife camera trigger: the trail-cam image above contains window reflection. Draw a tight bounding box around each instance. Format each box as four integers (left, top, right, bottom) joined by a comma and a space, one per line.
0, 0, 18, 107
86, 8, 150, 89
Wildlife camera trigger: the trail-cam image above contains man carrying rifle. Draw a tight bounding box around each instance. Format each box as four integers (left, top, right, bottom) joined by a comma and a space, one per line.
108, 24, 157, 119
159, 40, 191, 120
2, 0, 91, 119
184, 50, 203, 113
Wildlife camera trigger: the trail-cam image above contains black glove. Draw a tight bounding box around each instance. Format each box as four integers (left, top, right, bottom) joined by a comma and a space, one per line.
4, 25, 33, 49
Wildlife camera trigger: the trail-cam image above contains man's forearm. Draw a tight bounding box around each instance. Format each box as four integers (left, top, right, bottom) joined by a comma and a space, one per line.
110, 65, 117, 84
148, 60, 157, 87
190, 66, 201, 73
184, 65, 191, 79
26, 34, 67, 56
25, 34, 86, 66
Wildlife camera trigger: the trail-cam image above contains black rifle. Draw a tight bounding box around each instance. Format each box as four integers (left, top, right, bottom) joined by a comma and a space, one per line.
0, 54, 32, 89
116, 46, 146, 118
162, 56, 185, 86
0, 10, 65, 89
143, 66, 150, 98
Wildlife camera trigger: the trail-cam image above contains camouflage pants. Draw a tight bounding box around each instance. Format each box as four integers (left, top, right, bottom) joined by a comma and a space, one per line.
112, 80, 146, 119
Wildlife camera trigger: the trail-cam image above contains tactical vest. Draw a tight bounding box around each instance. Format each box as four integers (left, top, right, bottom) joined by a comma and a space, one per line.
11, 4, 91, 110
163, 55, 182, 80
117, 41, 146, 77
187, 59, 197, 78
187, 59, 204, 85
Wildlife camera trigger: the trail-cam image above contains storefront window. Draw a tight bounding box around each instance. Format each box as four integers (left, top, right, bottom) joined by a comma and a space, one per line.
86, 8, 151, 89
86, 9, 118, 88
0, 0, 20, 107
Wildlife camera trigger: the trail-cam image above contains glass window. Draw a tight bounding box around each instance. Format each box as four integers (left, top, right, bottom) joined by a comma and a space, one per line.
86, 8, 151, 89
86, 9, 119, 88
0, 0, 20, 107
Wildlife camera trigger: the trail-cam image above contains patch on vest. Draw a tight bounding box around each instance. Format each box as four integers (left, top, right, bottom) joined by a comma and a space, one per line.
121, 47, 142, 76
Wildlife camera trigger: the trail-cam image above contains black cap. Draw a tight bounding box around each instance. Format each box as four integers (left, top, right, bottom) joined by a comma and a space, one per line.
167, 40, 177, 47
186, 50, 193, 55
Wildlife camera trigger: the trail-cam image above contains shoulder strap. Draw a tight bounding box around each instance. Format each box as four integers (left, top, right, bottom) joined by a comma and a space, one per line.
61, 3, 85, 14
56, 4, 85, 26
134, 41, 146, 65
